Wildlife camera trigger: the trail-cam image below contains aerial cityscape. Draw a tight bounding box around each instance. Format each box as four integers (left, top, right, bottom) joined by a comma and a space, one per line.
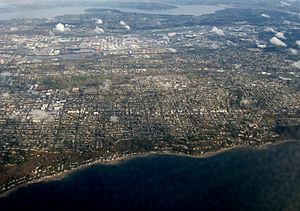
0, 0, 299, 205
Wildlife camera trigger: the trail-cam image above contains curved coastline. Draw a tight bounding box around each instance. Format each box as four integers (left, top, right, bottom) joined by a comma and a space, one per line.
0, 4, 228, 21
0, 139, 298, 199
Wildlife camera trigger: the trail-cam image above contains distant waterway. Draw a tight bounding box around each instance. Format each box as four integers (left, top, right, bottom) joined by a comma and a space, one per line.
0, 4, 227, 20
1, 140, 300, 211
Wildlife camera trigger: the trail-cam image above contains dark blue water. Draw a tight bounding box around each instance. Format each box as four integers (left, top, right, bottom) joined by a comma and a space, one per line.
1, 141, 300, 211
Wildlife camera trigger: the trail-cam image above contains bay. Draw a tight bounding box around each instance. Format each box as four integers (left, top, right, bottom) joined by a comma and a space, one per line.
0, 4, 227, 20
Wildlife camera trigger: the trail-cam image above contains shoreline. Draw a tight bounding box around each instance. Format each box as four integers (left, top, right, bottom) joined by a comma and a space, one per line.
0, 139, 298, 198
0, 4, 228, 21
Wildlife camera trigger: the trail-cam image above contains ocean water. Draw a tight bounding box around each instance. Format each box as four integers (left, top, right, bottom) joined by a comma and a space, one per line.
1, 141, 300, 211
0, 4, 226, 20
